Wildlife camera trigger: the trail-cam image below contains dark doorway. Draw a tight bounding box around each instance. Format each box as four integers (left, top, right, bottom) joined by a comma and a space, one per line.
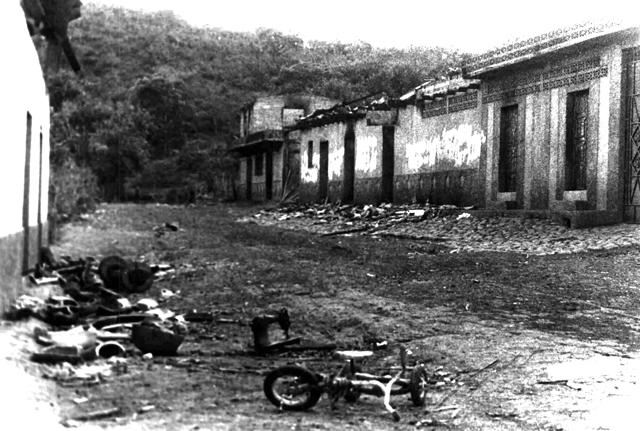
498, 105, 519, 193
343, 121, 355, 202
265, 150, 273, 200
245, 157, 253, 200
566, 90, 589, 191
283, 143, 301, 197
623, 48, 640, 222
381, 126, 395, 203
22, 112, 32, 274
319, 141, 329, 201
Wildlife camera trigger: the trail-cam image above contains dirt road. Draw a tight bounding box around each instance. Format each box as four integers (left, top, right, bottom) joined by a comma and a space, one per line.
15, 203, 639, 430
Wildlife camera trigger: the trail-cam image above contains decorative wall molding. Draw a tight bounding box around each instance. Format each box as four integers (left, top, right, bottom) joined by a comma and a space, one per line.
422, 91, 478, 118
464, 20, 624, 75
449, 92, 479, 114
482, 57, 607, 103
422, 98, 447, 118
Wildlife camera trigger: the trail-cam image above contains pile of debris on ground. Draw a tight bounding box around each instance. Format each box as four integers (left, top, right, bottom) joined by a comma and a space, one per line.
248, 202, 476, 236
7, 250, 188, 367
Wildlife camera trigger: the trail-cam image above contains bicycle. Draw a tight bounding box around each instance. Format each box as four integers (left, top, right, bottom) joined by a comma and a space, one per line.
263, 347, 428, 421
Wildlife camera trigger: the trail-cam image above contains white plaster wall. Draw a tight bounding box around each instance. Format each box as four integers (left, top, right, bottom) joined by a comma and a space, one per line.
0, 2, 50, 238
397, 105, 484, 175
300, 118, 384, 183
300, 122, 347, 183
354, 120, 381, 178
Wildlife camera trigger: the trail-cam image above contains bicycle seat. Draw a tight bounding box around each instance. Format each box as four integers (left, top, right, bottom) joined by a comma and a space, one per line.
333, 350, 374, 360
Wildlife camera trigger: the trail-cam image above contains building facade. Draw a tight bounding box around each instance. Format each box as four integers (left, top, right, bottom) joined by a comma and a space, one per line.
294, 21, 640, 227
0, 2, 51, 312
233, 95, 339, 201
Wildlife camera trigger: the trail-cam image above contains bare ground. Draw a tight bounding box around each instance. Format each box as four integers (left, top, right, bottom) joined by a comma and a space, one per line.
10, 202, 640, 430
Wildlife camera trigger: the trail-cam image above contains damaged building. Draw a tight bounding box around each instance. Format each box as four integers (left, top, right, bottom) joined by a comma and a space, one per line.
284, 20, 640, 227
232, 95, 339, 201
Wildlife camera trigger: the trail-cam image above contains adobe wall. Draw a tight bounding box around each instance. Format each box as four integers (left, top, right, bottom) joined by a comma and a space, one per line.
353, 119, 384, 203
394, 96, 485, 206
246, 96, 341, 136
299, 122, 347, 203
298, 98, 486, 206
248, 97, 286, 134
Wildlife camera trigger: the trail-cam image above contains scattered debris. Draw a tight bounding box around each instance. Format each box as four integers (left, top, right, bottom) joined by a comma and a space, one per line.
136, 298, 159, 311
152, 222, 181, 237
137, 405, 156, 414
69, 407, 123, 422
252, 202, 478, 237
160, 288, 175, 299
486, 410, 519, 419
536, 380, 581, 390
131, 322, 185, 356
98, 255, 154, 294
415, 418, 451, 428
7, 249, 186, 375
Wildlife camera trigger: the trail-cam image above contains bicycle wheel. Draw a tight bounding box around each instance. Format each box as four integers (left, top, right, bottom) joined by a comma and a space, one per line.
410, 365, 428, 406
263, 365, 322, 411
339, 363, 362, 402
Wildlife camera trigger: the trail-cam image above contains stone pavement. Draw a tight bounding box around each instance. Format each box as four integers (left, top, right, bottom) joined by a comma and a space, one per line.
253, 212, 640, 255
375, 215, 640, 255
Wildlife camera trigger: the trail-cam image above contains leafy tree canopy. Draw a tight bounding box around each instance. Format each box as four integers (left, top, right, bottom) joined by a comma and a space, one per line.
47, 3, 468, 208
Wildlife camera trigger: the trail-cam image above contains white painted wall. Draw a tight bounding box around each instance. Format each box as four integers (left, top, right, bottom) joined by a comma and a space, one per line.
0, 2, 50, 237
396, 104, 484, 175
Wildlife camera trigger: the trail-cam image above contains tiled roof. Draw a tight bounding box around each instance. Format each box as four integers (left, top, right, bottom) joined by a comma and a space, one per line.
400, 76, 481, 102
464, 19, 638, 76
291, 93, 387, 129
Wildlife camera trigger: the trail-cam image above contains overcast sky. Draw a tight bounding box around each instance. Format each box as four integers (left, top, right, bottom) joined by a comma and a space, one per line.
89, 0, 636, 53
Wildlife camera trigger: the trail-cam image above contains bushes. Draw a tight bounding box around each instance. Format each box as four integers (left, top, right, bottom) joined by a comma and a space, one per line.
50, 158, 98, 222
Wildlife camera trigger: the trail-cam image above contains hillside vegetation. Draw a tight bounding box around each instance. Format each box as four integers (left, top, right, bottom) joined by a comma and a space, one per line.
47, 3, 468, 219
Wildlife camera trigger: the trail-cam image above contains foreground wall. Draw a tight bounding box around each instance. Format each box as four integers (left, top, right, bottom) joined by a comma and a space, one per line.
0, 3, 51, 312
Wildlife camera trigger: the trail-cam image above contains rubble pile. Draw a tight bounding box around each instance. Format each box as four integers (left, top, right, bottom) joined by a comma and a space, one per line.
246, 202, 471, 236
7, 251, 188, 370
245, 202, 640, 255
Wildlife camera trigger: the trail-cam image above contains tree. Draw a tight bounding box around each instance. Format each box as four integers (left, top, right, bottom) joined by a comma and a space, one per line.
130, 74, 195, 159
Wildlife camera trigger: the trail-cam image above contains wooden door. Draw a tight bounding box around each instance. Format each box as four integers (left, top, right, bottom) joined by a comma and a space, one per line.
343, 122, 355, 203
381, 126, 395, 203
499, 105, 519, 193
566, 90, 589, 191
319, 141, 329, 201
